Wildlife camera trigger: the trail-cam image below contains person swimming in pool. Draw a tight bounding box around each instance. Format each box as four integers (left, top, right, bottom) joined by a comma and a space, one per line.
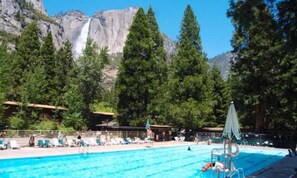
201, 162, 224, 172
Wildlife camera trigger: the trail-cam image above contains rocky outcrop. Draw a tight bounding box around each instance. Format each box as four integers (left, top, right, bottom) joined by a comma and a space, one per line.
162, 33, 176, 58
208, 52, 233, 80
53, 10, 88, 46
25, 0, 47, 15
0, 1, 177, 88
0, 0, 64, 49
89, 7, 138, 54
0, 0, 23, 35
55, 7, 176, 56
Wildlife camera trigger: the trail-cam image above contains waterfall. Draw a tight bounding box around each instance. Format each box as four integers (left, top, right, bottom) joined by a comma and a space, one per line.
74, 18, 91, 58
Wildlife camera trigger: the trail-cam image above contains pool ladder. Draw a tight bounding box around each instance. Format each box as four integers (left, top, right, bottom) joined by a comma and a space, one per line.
210, 148, 245, 178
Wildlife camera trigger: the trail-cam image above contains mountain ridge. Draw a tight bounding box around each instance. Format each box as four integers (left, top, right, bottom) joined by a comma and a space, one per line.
208, 51, 233, 80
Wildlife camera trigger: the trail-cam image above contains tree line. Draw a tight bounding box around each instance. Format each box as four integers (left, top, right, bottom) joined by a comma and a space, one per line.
0, 1, 296, 133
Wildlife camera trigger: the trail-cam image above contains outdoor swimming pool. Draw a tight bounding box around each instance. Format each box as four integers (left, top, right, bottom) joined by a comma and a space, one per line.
0, 144, 287, 178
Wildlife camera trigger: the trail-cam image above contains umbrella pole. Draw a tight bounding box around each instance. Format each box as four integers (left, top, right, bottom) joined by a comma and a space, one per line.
223, 139, 228, 178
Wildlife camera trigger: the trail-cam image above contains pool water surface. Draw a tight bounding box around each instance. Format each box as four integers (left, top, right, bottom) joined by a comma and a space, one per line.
0, 144, 287, 178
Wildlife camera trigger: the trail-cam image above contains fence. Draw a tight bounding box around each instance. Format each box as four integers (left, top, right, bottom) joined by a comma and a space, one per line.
0, 130, 147, 147
196, 132, 297, 149
1, 130, 296, 149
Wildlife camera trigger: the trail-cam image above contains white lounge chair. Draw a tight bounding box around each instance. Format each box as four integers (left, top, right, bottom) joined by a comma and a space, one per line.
134, 137, 145, 144
52, 138, 62, 147
67, 139, 76, 147
180, 136, 185, 142
89, 138, 99, 146
9, 140, 20, 149
174, 137, 180, 142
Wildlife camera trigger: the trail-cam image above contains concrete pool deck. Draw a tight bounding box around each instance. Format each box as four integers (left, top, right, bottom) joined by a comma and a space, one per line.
0, 141, 191, 159
0, 141, 296, 177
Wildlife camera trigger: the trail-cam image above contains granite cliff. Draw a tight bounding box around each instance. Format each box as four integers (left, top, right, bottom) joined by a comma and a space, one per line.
0, 0, 64, 48
0, 1, 177, 88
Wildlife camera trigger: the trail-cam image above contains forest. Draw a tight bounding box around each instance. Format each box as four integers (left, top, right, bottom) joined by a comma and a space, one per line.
0, 0, 296, 133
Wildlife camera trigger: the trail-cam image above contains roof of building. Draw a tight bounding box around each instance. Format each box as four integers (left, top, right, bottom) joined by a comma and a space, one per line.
4, 101, 67, 110
4, 101, 114, 116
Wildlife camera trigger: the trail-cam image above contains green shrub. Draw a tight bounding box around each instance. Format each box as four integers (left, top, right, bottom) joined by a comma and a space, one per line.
29, 119, 58, 130
8, 116, 26, 129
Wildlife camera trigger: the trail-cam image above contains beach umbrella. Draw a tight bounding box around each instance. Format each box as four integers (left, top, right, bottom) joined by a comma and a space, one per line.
145, 120, 150, 130
221, 101, 241, 178
222, 101, 241, 140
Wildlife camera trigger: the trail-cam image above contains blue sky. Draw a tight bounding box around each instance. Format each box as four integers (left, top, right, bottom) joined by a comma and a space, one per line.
43, 0, 233, 58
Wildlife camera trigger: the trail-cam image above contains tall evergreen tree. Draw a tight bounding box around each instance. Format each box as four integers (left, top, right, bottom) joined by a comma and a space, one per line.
228, 0, 281, 132
116, 8, 153, 126
55, 40, 75, 106
209, 65, 231, 127
40, 31, 57, 104
15, 22, 41, 72
277, 0, 297, 129
13, 22, 42, 101
0, 42, 11, 129
77, 39, 107, 126
168, 5, 212, 129
146, 6, 168, 122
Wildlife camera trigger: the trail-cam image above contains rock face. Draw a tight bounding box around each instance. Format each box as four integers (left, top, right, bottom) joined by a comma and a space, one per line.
0, 0, 64, 49
54, 7, 176, 56
162, 33, 177, 58
0, 1, 177, 88
208, 52, 233, 80
0, 0, 23, 35
89, 7, 138, 54
25, 0, 47, 15
53, 10, 88, 46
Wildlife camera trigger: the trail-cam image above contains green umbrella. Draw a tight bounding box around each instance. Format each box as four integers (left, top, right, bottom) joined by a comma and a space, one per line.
222, 101, 241, 178
145, 120, 150, 130
222, 101, 241, 140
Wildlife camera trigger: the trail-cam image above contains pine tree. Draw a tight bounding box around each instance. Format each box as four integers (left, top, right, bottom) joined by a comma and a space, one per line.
116, 8, 153, 126
146, 6, 168, 122
14, 22, 42, 101
227, 0, 281, 132
277, 0, 297, 129
15, 22, 41, 72
40, 31, 57, 104
54, 40, 74, 106
0, 42, 11, 129
168, 5, 212, 129
209, 65, 230, 127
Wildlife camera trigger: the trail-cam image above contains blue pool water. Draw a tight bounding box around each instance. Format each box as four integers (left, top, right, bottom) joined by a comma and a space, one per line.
0, 145, 287, 178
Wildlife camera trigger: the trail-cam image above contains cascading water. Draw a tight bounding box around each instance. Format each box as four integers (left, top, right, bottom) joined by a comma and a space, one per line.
74, 18, 91, 58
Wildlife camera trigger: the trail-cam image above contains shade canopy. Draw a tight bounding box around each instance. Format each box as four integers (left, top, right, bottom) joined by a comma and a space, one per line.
222, 101, 241, 140
145, 120, 150, 130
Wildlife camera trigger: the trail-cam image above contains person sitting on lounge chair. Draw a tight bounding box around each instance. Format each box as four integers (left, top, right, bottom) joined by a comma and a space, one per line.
77, 135, 85, 146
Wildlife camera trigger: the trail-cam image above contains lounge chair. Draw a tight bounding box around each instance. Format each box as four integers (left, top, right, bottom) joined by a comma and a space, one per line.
44, 140, 52, 147
37, 140, 45, 147
9, 140, 20, 149
180, 136, 185, 142
174, 137, 180, 141
53, 138, 62, 147
89, 138, 99, 146
96, 138, 104, 145
124, 137, 132, 144
0, 140, 7, 150
67, 139, 76, 147
134, 137, 145, 144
